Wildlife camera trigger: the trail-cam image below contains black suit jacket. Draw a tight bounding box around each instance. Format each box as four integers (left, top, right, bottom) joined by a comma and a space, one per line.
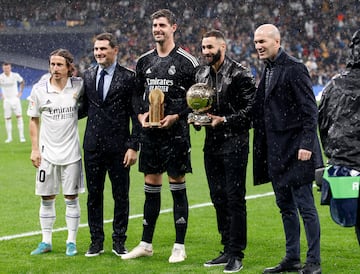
252, 49, 323, 187
79, 64, 139, 155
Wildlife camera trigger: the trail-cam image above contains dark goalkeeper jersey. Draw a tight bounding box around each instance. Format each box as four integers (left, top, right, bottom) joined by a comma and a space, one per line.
135, 45, 199, 118
134, 45, 199, 141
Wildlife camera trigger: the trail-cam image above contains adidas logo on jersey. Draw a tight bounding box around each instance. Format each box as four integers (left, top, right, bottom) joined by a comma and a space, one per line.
146, 68, 152, 74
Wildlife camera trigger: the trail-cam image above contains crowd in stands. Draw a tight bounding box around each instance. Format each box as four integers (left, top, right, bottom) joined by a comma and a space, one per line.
1, 0, 359, 85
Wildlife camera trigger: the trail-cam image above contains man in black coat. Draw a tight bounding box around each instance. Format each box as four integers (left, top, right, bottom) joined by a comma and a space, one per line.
253, 24, 322, 274
318, 29, 360, 244
78, 32, 140, 257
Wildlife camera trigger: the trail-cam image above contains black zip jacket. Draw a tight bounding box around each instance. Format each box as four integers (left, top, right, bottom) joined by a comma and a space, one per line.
195, 56, 256, 153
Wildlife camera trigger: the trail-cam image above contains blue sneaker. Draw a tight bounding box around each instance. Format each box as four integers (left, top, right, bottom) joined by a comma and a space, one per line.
30, 242, 52, 255
66, 242, 78, 256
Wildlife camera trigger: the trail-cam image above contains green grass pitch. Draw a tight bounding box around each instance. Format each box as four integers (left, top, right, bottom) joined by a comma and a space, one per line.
0, 101, 359, 273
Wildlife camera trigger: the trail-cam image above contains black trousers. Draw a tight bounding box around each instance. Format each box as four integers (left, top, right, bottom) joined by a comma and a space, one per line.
84, 149, 130, 244
272, 182, 321, 263
204, 143, 248, 258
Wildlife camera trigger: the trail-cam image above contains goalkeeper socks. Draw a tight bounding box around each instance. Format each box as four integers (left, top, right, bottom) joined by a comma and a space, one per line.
39, 199, 56, 244
65, 197, 80, 244
142, 183, 162, 243
170, 182, 188, 244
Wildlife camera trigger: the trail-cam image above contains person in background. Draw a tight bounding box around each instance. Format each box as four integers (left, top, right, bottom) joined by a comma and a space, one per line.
78, 32, 139, 258
122, 9, 198, 263
0, 62, 26, 143
252, 24, 323, 274
28, 49, 84, 256
318, 29, 360, 245
194, 30, 256, 273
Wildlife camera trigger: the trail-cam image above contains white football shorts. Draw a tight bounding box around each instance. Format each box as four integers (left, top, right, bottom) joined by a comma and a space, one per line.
35, 158, 85, 196
3, 97, 22, 118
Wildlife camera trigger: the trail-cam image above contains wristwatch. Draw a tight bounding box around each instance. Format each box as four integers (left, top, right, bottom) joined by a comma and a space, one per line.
223, 116, 227, 123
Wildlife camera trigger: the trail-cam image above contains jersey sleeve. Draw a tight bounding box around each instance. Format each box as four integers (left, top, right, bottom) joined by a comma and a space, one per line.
14, 73, 24, 83
27, 85, 40, 117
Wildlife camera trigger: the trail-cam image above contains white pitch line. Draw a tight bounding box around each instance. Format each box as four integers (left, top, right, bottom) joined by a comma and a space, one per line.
0, 191, 274, 241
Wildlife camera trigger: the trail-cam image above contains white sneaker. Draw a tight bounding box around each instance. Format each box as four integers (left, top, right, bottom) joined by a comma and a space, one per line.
121, 242, 153, 260
20, 137, 26, 143
169, 243, 186, 263
5, 138, 12, 143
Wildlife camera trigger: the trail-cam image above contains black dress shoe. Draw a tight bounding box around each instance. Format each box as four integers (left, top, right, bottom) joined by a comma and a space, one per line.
112, 241, 128, 256
85, 242, 104, 257
263, 259, 301, 273
204, 251, 229, 267
224, 257, 243, 273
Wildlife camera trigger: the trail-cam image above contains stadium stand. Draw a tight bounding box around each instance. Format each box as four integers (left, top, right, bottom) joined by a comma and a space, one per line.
0, 0, 359, 99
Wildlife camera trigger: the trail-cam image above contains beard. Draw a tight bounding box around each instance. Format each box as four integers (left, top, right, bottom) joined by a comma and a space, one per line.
205, 49, 221, 66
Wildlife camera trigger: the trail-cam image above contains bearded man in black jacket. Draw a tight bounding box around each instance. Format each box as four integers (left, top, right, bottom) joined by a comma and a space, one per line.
194, 30, 256, 273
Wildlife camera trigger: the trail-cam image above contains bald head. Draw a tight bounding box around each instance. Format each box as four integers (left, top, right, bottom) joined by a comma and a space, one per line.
255, 24, 280, 40
255, 24, 281, 41
254, 24, 281, 61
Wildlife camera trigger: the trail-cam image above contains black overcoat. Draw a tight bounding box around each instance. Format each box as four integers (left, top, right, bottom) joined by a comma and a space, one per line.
252, 50, 323, 187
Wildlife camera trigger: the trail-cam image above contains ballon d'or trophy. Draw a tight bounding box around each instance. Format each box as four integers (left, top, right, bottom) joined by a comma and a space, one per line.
148, 88, 165, 127
186, 83, 214, 126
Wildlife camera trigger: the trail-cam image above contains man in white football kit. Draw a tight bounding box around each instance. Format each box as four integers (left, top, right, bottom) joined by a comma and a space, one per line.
27, 49, 84, 256
0, 62, 26, 143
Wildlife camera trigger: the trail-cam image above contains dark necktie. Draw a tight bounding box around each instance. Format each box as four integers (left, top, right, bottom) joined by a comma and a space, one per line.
98, 69, 107, 100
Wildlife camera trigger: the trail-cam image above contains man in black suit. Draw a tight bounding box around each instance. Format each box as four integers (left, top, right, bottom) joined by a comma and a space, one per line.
253, 24, 322, 274
78, 32, 140, 257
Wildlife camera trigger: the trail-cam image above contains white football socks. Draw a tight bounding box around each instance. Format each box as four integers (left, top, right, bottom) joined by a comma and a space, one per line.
65, 197, 80, 244
39, 199, 56, 244
5, 119, 12, 140
17, 117, 25, 139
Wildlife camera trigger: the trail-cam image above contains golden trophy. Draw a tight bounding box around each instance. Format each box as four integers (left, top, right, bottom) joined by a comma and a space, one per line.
186, 83, 214, 126
148, 88, 165, 127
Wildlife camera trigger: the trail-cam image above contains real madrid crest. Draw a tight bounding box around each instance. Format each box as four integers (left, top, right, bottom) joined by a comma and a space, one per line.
168, 65, 176, 75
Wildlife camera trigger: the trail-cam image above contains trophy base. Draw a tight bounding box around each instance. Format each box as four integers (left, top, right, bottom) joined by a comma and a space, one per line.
193, 122, 212, 126
149, 122, 162, 127
188, 113, 212, 126
144, 122, 162, 128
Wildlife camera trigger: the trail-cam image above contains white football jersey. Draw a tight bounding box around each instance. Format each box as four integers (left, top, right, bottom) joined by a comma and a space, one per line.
0, 72, 24, 99
27, 77, 83, 165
